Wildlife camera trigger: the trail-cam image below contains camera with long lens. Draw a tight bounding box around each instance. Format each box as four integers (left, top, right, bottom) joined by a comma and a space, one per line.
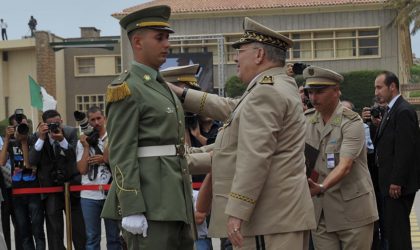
74, 111, 100, 147
292, 62, 310, 75
14, 109, 29, 135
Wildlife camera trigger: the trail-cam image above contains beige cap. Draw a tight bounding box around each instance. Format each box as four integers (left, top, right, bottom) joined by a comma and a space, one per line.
161, 64, 201, 90
303, 66, 344, 89
232, 17, 293, 51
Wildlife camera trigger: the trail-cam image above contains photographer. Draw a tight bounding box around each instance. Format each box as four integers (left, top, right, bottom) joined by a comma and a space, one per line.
76, 106, 121, 250
29, 109, 86, 250
362, 101, 388, 250
0, 112, 45, 250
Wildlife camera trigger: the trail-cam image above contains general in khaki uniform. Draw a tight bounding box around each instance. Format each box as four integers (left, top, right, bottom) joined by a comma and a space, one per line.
180, 17, 316, 250
304, 66, 378, 250
101, 5, 194, 250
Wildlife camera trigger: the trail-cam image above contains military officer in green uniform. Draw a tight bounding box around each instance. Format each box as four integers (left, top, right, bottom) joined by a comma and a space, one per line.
101, 5, 194, 250
304, 66, 378, 250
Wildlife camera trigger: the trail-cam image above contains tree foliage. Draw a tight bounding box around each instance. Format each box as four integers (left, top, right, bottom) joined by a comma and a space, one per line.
225, 76, 246, 98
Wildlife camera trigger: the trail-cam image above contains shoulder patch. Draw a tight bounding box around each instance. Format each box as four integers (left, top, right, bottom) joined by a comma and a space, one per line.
106, 71, 131, 103
342, 108, 360, 120
259, 76, 274, 85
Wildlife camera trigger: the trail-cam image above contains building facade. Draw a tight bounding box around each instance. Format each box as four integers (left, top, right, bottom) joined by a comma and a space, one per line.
115, 0, 404, 90
60, 27, 120, 125
0, 32, 65, 125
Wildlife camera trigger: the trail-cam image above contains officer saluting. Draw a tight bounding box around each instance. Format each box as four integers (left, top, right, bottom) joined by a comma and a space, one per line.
101, 5, 194, 250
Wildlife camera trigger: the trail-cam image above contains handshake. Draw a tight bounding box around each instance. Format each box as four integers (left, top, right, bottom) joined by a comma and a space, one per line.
122, 214, 148, 237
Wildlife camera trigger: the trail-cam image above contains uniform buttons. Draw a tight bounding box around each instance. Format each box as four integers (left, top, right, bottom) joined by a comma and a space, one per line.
180, 137, 184, 141
179, 120, 182, 124
322, 158, 325, 162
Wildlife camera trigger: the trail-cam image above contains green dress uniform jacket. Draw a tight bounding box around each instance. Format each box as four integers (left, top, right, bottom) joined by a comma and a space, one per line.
184, 67, 316, 237
305, 103, 378, 232
101, 62, 193, 224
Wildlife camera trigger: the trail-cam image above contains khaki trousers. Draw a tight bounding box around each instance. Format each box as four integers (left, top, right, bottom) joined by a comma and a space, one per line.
122, 220, 194, 250
233, 230, 310, 250
312, 215, 374, 250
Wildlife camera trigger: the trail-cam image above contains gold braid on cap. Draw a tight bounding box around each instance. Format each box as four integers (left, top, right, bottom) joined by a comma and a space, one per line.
239, 31, 289, 51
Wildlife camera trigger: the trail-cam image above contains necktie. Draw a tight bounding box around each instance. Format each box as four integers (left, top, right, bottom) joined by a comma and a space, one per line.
53, 141, 61, 157
378, 106, 390, 135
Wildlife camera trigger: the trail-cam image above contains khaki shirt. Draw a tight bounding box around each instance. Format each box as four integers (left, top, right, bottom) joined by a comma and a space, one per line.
305, 103, 378, 232
184, 67, 316, 237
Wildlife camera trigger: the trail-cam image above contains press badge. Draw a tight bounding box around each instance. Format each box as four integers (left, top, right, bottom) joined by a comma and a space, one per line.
327, 153, 335, 168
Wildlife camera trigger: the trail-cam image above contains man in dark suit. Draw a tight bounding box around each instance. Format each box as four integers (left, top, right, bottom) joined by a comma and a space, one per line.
374, 71, 420, 250
29, 109, 86, 250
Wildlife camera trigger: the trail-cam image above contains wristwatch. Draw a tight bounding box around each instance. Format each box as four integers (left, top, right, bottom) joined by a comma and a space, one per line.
319, 183, 326, 194
180, 87, 189, 103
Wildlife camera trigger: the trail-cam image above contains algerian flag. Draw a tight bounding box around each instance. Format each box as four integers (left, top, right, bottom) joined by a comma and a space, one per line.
29, 76, 57, 111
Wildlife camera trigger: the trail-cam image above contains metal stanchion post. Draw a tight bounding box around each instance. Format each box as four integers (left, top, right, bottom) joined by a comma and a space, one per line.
64, 182, 73, 250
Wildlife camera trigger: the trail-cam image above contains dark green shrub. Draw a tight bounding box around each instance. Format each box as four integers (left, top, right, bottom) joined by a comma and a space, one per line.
225, 76, 246, 98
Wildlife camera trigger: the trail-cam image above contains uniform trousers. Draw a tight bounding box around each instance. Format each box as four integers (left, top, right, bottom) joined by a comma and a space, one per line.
122, 220, 194, 250
312, 214, 374, 250
233, 230, 309, 250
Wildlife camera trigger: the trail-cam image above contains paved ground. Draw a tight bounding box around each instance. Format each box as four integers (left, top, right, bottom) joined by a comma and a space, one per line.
8, 193, 420, 249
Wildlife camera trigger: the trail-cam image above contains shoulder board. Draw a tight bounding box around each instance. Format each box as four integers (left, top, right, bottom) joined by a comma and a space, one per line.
259, 75, 274, 85
106, 71, 131, 103
342, 108, 360, 120
111, 70, 130, 86
304, 108, 316, 116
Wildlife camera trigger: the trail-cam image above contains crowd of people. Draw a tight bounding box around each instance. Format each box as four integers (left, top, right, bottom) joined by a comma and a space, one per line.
0, 3, 419, 250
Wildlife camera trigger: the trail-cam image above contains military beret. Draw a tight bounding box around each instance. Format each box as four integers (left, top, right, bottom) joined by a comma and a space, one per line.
232, 17, 293, 51
119, 5, 174, 34
303, 66, 344, 89
161, 64, 201, 90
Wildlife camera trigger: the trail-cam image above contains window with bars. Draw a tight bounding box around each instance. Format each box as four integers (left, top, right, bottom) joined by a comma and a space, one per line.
75, 95, 105, 113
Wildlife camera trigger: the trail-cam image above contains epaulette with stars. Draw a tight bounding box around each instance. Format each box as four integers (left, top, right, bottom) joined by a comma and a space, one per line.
106, 70, 131, 103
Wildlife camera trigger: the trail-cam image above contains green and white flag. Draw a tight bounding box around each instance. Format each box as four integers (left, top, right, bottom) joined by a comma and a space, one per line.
29, 76, 57, 111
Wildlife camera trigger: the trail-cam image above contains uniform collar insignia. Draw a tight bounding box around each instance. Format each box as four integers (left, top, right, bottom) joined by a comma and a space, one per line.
144, 74, 151, 81
331, 116, 342, 126
260, 75, 274, 85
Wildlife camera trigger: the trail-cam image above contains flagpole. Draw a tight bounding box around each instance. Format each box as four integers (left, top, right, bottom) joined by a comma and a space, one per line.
31, 106, 35, 128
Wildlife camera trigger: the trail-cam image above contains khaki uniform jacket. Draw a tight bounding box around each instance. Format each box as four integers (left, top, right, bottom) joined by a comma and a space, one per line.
101, 63, 193, 224
184, 67, 316, 237
305, 103, 378, 232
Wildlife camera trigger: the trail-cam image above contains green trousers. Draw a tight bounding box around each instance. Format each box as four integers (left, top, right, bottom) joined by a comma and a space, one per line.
122, 220, 194, 250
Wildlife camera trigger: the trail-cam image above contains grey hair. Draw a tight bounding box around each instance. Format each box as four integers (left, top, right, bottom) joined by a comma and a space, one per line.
253, 42, 286, 67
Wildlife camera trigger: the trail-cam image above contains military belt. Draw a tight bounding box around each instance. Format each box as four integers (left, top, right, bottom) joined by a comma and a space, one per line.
137, 144, 186, 157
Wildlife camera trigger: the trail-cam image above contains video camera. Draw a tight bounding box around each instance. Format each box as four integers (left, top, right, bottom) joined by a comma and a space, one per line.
14, 109, 29, 135
74, 111, 100, 147
292, 62, 310, 75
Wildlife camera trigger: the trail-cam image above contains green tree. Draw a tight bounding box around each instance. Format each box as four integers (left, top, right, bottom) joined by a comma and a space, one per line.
387, 0, 420, 83
225, 76, 246, 98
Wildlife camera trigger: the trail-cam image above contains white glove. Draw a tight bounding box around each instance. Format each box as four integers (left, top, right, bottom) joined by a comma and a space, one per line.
122, 214, 148, 237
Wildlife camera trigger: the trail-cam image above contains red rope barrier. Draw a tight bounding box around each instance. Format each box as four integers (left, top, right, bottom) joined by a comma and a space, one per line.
12, 184, 111, 195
